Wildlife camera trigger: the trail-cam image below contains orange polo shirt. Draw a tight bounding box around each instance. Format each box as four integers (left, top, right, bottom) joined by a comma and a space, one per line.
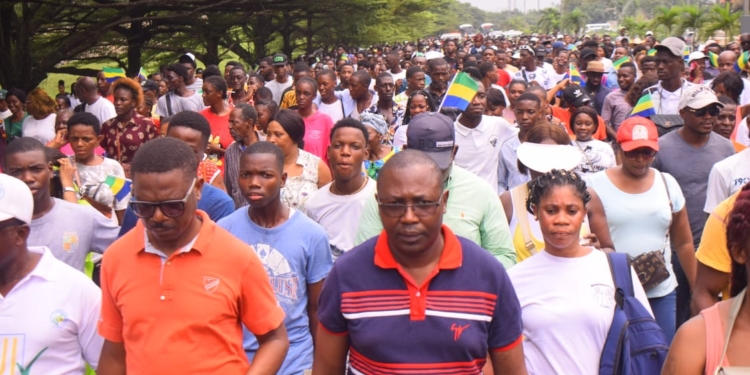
551, 106, 608, 141
99, 210, 285, 374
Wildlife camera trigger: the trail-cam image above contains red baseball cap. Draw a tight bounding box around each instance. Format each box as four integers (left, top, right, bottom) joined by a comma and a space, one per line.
617, 116, 659, 152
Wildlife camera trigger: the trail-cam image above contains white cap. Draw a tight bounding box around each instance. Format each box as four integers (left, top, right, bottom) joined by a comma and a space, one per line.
679, 85, 724, 110
557, 34, 564, 39
424, 51, 444, 60
646, 31, 653, 36
0, 174, 33, 225
688, 51, 707, 64
517, 143, 581, 173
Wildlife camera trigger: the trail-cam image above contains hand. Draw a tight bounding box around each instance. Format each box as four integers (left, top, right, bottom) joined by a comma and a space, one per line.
121, 163, 132, 179
206, 142, 223, 154
57, 157, 76, 186
580, 233, 601, 249
46, 129, 68, 149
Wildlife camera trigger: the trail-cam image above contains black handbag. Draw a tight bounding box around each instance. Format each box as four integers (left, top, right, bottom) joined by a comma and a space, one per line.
650, 114, 684, 137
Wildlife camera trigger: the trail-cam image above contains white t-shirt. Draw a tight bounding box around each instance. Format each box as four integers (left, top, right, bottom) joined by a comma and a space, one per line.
549, 69, 568, 86
572, 139, 616, 176
21, 113, 56, 144
585, 169, 685, 298
76, 157, 130, 212
454, 115, 518, 193
508, 249, 652, 375
0, 247, 103, 373
317, 100, 345, 124
186, 78, 203, 94
304, 178, 376, 260
705, 148, 750, 213
513, 67, 555, 90
265, 78, 293, 105
0, 109, 11, 121
155, 90, 205, 117
393, 124, 408, 150
84, 96, 116, 125
389, 69, 406, 84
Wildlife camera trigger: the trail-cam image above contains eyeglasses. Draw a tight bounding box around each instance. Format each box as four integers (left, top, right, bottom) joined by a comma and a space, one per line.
685, 106, 720, 117
378, 196, 444, 217
624, 148, 657, 159
130, 178, 196, 218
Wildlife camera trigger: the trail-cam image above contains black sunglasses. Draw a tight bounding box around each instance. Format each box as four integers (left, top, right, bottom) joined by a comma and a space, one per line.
624, 148, 657, 159
130, 178, 196, 218
685, 105, 720, 117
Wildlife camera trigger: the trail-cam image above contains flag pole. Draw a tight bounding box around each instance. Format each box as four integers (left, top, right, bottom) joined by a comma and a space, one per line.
437, 73, 459, 113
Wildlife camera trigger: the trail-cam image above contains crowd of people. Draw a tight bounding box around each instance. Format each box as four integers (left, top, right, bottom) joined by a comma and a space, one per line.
2, 27, 750, 374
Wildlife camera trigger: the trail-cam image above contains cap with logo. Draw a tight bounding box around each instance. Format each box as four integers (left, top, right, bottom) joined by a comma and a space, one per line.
0, 89, 7, 100
178, 52, 197, 68
654, 37, 686, 58
679, 85, 724, 110
583, 61, 605, 73
518, 45, 536, 56
617, 116, 659, 152
562, 84, 592, 107
535, 46, 547, 56
406, 112, 455, 170
272, 53, 289, 66
0, 174, 33, 225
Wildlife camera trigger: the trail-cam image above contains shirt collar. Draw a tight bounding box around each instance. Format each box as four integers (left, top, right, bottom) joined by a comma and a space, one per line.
134, 210, 212, 256
454, 115, 486, 136
25, 246, 58, 282
373, 225, 462, 270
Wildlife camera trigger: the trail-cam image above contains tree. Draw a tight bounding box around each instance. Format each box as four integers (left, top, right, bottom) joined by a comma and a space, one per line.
704, 3, 741, 42
652, 6, 681, 37
620, 15, 651, 39
537, 8, 561, 34
676, 5, 704, 43
562, 8, 589, 35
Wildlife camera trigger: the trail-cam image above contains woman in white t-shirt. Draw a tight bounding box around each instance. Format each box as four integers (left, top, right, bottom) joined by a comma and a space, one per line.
570, 107, 616, 176
507, 168, 653, 375
585, 116, 696, 344
21, 88, 57, 145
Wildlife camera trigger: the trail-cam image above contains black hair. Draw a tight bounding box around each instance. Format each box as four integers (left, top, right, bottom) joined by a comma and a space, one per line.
317, 69, 337, 82
204, 75, 228, 99
235, 103, 258, 122
479, 62, 497, 78
67, 112, 101, 135
7, 88, 26, 104
202, 65, 222, 79
375, 72, 393, 86
405, 66, 424, 80
225, 60, 241, 70
718, 95, 737, 106
378, 149, 443, 190
640, 55, 656, 66
255, 99, 279, 118
463, 60, 479, 70
55, 93, 71, 108
428, 58, 449, 71
166, 63, 189, 83
330, 117, 369, 143
351, 70, 372, 88
242, 141, 284, 172
508, 79, 529, 90
337, 63, 354, 73
167, 111, 212, 149
260, 56, 274, 65
462, 67, 482, 81
296, 76, 318, 93
712, 71, 744, 104
58, 79, 65, 86
619, 62, 637, 71
130, 137, 197, 182
5, 137, 46, 168
255, 87, 273, 101
178, 54, 197, 69
294, 62, 311, 74
726, 183, 750, 296
272, 109, 306, 148
515, 92, 541, 106
526, 169, 591, 214
403, 89, 436, 125
570, 106, 600, 133
487, 88, 507, 108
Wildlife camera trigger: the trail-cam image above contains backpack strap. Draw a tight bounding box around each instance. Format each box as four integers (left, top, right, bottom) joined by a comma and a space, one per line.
607, 253, 635, 307
510, 184, 537, 255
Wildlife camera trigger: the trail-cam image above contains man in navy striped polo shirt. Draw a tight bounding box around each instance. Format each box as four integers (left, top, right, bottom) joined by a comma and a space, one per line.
313, 149, 526, 374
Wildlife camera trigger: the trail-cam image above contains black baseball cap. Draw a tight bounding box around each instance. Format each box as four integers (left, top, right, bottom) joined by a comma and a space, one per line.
272, 53, 289, 66
141, 80, 159, 92
406, 112, 455, 170
562, 84, 592, 107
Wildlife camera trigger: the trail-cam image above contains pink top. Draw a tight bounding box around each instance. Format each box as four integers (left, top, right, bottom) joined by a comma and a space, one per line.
702, 303, 731, 375
302, 111, 333, 164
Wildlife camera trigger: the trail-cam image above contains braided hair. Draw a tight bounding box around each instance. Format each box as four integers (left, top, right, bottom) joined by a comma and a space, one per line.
526, 169, 591, 215
726, 183, 750, 296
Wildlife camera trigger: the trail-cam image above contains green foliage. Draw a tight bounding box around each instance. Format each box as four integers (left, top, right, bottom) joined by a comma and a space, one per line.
651, 6, 681, 37
704, 3, 741, 42
562, 8, 589, 35
620, 15, 650, 39
537, 8, 561, 34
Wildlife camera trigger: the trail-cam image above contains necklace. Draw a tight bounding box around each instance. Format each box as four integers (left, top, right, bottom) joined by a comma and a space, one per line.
331, 176, 369, 196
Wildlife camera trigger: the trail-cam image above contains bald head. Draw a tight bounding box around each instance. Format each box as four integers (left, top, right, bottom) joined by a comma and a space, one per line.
377, 149, 443, 192
718, 51, 738, 73
79, 77, 98, 92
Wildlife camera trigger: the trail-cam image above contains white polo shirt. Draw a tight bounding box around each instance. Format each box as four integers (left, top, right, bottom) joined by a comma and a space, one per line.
0, 247, 103, 374
704, 148, 750, 213
454, 115, 518, 194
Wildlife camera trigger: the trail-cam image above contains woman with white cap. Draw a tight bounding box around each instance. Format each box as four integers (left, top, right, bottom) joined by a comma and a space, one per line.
586, 116, 696, 343
499, 122, 614, 262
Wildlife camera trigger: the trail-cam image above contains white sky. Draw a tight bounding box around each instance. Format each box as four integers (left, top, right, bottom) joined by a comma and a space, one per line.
461, 0, 559, 13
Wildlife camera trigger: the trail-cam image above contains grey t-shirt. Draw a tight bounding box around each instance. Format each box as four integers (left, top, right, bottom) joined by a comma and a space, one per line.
28, 198, 119, 271
155, 90, 205, 117
652, 131, 735, 246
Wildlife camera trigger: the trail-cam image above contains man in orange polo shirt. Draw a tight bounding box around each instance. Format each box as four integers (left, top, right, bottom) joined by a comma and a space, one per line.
97, 137, 289, 374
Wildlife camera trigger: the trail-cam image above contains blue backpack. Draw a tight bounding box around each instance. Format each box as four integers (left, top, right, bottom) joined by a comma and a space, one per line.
599, 253, 669, 375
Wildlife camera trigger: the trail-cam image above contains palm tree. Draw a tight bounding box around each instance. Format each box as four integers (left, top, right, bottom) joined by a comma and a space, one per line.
677, 5, 704, 42
537, 8, 561, 34
704, 3, 741, 42
562, 8, 589, 35
620, 15, 650, 39
652, 6, 681, 37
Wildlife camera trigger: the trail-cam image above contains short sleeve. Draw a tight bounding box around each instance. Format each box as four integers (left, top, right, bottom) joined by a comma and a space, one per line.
704, 165, 729, 214
155, 95, 168, 117
354, 192, 383, 245
662, 172, 685, 213
316, 265, 348, 334
488, 265, 523, 351
78, 278, 105, 369
696, 207, 732, 273
90, 208, 120, 254
239, 247, 286, 335
98, 254, 124, 342
305, 227, 334, 284
601, 95, 614, 124
479, 184, 517, 269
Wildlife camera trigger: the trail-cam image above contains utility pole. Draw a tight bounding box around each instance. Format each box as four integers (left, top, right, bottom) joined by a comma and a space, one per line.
743, 0, 750, 34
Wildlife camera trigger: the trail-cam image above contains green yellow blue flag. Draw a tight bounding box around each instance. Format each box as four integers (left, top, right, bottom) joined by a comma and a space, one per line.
734, 51, 749, 73
102, 67, 126, 83
569, 63, 586, 87
441, 72, 479, 111
630, 92, 656, 118
708, 51, 719, 68
104, 175, 131, 201
613, 56, 631, 70
647, 49, 657, 56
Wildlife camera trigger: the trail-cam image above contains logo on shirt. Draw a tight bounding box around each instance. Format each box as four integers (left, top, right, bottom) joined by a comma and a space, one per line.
204, 277, 220, 294
255, 243, 299, 304
50, 309, 69, 328
62, 232, 78, 252
489, 136, 498, 147
451, 323, 470, 341
591, 283, 616, 308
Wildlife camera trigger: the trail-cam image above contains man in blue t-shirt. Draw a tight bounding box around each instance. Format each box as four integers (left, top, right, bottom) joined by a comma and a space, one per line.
218, 141, 333, 374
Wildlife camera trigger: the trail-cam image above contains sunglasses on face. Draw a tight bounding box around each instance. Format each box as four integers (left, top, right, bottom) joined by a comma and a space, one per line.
685, 105, 720, 117
130, 178, 196, 218
624, 148, 657, 159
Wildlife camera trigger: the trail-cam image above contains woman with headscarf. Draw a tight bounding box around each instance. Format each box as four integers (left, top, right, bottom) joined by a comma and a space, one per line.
360, 112, 397, 179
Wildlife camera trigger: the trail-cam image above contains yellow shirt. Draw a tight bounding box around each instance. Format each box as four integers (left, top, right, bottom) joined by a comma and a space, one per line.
280, 90, 296, 109
695, 192, 739, 300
